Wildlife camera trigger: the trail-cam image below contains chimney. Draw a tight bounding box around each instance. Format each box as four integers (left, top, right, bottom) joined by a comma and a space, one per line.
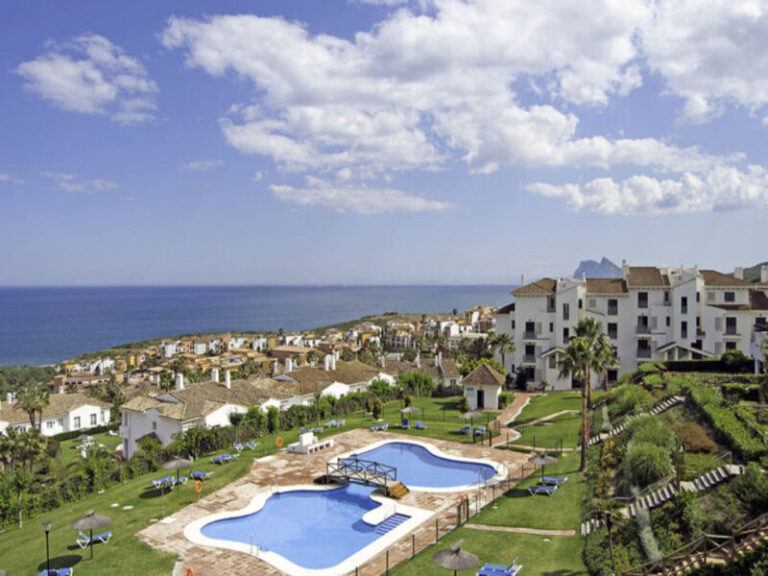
175, 373, 185, 391
520, 274, 525, 287
225, 371, 231, 389
211, 368, 220, 383
379, 356, 385, 369
330, 355, 337, 371
324, 355, 332, 371
434, 354, 440, 368
58, 385, 64, 395
284, 358, 292, 373
734, 266, 744, 280
621, 259, 629, 281
582, 272, 586, 281
762, 265, 768, 284
7, 392, 13, 405
415, 354, 421, 368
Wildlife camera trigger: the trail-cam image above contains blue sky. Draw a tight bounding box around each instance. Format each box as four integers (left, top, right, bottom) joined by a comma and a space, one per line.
1, 0, 767, 286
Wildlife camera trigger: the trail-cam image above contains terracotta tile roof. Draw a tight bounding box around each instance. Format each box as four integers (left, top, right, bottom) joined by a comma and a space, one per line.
586, 278, 627, 294
284, 360, 379, 394
627, 267, 670, 287
701, 269, 753, 287
510, 278, 556, 296
0, 393, 109, 425
462, 363, 504, 388
750, 290, 768, 311
496, 302, 515, 314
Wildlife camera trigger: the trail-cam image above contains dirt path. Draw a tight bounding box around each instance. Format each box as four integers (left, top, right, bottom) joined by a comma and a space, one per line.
465, 523, 577, 536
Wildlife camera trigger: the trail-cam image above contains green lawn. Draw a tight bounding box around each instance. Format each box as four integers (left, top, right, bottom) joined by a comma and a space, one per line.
390, 528, 587, 576
511, 412, 582, 450
510, 393, 582, 426
57, 432, 123, 467
473, 457, 585, 531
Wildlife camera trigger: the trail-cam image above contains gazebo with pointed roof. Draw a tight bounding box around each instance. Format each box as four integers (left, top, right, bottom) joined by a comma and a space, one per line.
462, 362, 505, 410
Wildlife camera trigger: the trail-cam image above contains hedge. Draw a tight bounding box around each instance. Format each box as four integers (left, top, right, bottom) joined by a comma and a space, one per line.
664, 359, 754, 373
52, 424, 118, 442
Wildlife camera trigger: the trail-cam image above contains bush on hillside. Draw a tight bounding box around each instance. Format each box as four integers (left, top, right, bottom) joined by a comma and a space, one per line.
623, 441, 674, 488
672, 422, 718, 454
730, 462, 768, 515
608, 384, 653, 420
627, 414, 677, 451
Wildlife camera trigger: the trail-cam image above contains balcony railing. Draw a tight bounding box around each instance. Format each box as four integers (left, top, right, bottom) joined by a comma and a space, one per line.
635, 325, 651, 334
523, 354, 536, 363
523, 331, 538, 339
636, 348, 652, 359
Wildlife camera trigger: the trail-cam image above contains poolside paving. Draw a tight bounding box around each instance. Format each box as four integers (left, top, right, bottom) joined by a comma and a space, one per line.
136, 429, 533, 576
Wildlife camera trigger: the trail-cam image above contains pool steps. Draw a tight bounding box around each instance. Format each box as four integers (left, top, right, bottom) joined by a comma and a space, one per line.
375, 513, 410, 535
387, 481, 410, 499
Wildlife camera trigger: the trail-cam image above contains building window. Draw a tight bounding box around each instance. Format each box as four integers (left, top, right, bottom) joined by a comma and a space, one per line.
563, 327, 570, 342
681, 321, 688, 339
549, 322, 554, 333
696, 292, 700, 303
664, 291, 670, 305
725, 341, 737, 351
90, 414, 97, 426
607, 323, 618, 339
548, 356, 556, 369
122, 412, 127, 425
57, 418, 64, 427
152, 421, 157, 431
607, 299, 618, 316
578, 299, 583, 309
511, 320, 515, 330
46, 420, 53, 429
589, 298, 596, 309
563, 303, 570, 320
607, 369, 618, 383
74, 416, 81, 429
547, 297, 555, 313
725, 317, 737, 335
638, 292, 648, 309
724, 292, 735, 302
681, 296, 688, 314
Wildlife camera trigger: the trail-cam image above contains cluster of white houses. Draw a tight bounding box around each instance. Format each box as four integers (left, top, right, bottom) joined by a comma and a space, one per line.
495, 262, 768, 390
0, 392, 111, 436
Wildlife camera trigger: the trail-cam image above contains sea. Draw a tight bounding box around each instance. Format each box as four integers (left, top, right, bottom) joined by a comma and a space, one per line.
0, 285, 514, 367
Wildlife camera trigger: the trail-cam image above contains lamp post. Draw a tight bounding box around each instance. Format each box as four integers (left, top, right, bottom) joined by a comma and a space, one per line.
42, 520, 52, 575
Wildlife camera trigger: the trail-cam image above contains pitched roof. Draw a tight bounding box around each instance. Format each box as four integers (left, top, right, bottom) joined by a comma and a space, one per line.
510, 278, 557, 296
586, 278, 627, 294
627, 267, 669, 287
496, 302, 515, 314
750, 290, 768, 311
380, 357, 461, 380
701, 269, 753, 287
283, 360, 379, 394
0, 393, 109, 425
462, 363, 505, 388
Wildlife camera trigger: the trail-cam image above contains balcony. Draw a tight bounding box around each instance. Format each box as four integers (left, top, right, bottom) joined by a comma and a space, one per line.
523, 354, 537, 364
636, 348, 652, 359
635, 325, 651, 335
523, 331, 539, 340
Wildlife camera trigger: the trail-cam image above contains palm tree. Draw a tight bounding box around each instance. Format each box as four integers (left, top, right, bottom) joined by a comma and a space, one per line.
491, 333, 515, 376
594, 335, 619, 395
593, 497, 626, 569
17, 384, 49, 432
558, 336, 591, 472
19, 429, 47, 474
574, 318, 601, 408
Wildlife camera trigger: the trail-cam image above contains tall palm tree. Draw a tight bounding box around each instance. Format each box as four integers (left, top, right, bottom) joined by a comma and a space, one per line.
17, 384, 49, 432
558, 336, 591, 472
491, 333, 515, 376
574, 318, 601, 408
594, 334, 619, 394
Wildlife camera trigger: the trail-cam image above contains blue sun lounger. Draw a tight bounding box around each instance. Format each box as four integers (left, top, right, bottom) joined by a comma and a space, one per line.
324, 419, 337, 428
459, 424, 472, 434
474, 425, 486, 436
541, 476, 568, 485
370, 423, 388, 431
528, 484, 558, 496
38, 569, 73, 576
244, 441, 257, 450
191, 471, 213, 481
477, 561, 522, 576
150, 476, 174, 489
336, 419, 345, 426
415, 421, 426, 430
401, 418, 410, 429
77, 530, 112, 548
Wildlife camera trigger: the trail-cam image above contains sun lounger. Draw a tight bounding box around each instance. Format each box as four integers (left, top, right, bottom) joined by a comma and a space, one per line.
212, 454, 235, 464
38, 568, 73, 576
311, 426, 323, 433
150, 476, 174, 489
234, 442, 244, 453
369, 423, 388, 431
474, 426, 486, 436
336, 419, 345, 426
480, 559, 519, 573
77, 530, 112, 548
528, 484, 558, 496
541, 476, 568, 485
401, 418, 410, 430
191, 471, 212, 481
415, 421, 426, 430
324, 419, 336, 428
244, 441, 257, 450
477, 562, 522, 576
174, 476, 188, 486
459, 424, 472, 434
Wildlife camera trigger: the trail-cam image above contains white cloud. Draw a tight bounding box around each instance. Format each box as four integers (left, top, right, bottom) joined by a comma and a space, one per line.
183, 160, 223, 172
643, 0, 768, 123
270, 178, 451, 214
527, 165, 768, 215
43, 171, 118, 193
16, 34, 157, 124
252, 171, 265, 182
0, 172, 23, 184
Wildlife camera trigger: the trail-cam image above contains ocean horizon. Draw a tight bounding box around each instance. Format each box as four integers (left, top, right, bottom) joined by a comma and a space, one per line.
0, 284, 514, 367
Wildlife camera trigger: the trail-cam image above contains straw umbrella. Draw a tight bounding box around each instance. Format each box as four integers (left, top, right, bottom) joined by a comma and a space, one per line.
400, 405, 419, 424
432, 542, 479, 576
528, 452, 559, 479
71, 511, 111, 560
163, 458, 193, 488
460, 411, 482, 427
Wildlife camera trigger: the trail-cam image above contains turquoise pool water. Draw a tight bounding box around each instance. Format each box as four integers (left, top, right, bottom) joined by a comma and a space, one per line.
351, 441, 496, 487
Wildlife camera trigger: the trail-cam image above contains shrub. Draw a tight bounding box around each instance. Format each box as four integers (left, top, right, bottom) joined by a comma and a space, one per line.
623, 442, 674, 488
600, 405, 612, 433
643, 373, 664, 388
457, 395, 470, 413
627, 414, 677, 451
730, 462, 768, 515
672, 422, 718, 454
635, 505, 663, 562
371, 397, 383, 420
608, 384, 653, 420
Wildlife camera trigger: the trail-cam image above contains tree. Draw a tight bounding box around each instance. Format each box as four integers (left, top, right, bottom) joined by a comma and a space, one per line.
371, 397, 383, 420
558, 336, 591, 472
594, 334, 619, 394
341, 347, 356, 362
397, 371, 435, 398
11, 467, 31, 528
490, 333, 515, 374
17, 384, 49, 432
266, 406, 280, 433
459, 357, 504, 377
593, 498, 626, 570
574, 318, 602, 408
159, 371, 174, 393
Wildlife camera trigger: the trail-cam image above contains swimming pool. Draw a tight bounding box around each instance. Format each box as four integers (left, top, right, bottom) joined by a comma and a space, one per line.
185, 483, 431, 575
350, 440, 500, 490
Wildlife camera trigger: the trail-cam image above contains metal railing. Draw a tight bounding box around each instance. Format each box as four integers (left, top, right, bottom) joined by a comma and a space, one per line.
327, 457, 397, 488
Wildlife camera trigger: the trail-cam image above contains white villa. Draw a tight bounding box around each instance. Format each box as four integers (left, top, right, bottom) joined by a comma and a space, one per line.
495, 262, 768, 390
0, 392, 111, 437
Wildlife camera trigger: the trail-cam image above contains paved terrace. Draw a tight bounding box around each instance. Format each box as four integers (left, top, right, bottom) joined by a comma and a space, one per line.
137, 429, 533, 576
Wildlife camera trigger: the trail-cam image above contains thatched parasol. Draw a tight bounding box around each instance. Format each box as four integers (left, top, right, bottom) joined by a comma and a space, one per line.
432, 541, 479, 576
71, 511, 111, 560
163, 458, 193, 487
528, 452, 559, 478
401, 405, 419, 423
460, 410, 482, 427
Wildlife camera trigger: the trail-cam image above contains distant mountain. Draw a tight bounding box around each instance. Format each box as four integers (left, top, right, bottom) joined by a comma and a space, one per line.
744, 261, 768, 283
574, 257, 621, 279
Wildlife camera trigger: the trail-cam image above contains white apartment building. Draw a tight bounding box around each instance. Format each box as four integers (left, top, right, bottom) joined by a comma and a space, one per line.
0, 392, 111, 437
495, 262, 768, 390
